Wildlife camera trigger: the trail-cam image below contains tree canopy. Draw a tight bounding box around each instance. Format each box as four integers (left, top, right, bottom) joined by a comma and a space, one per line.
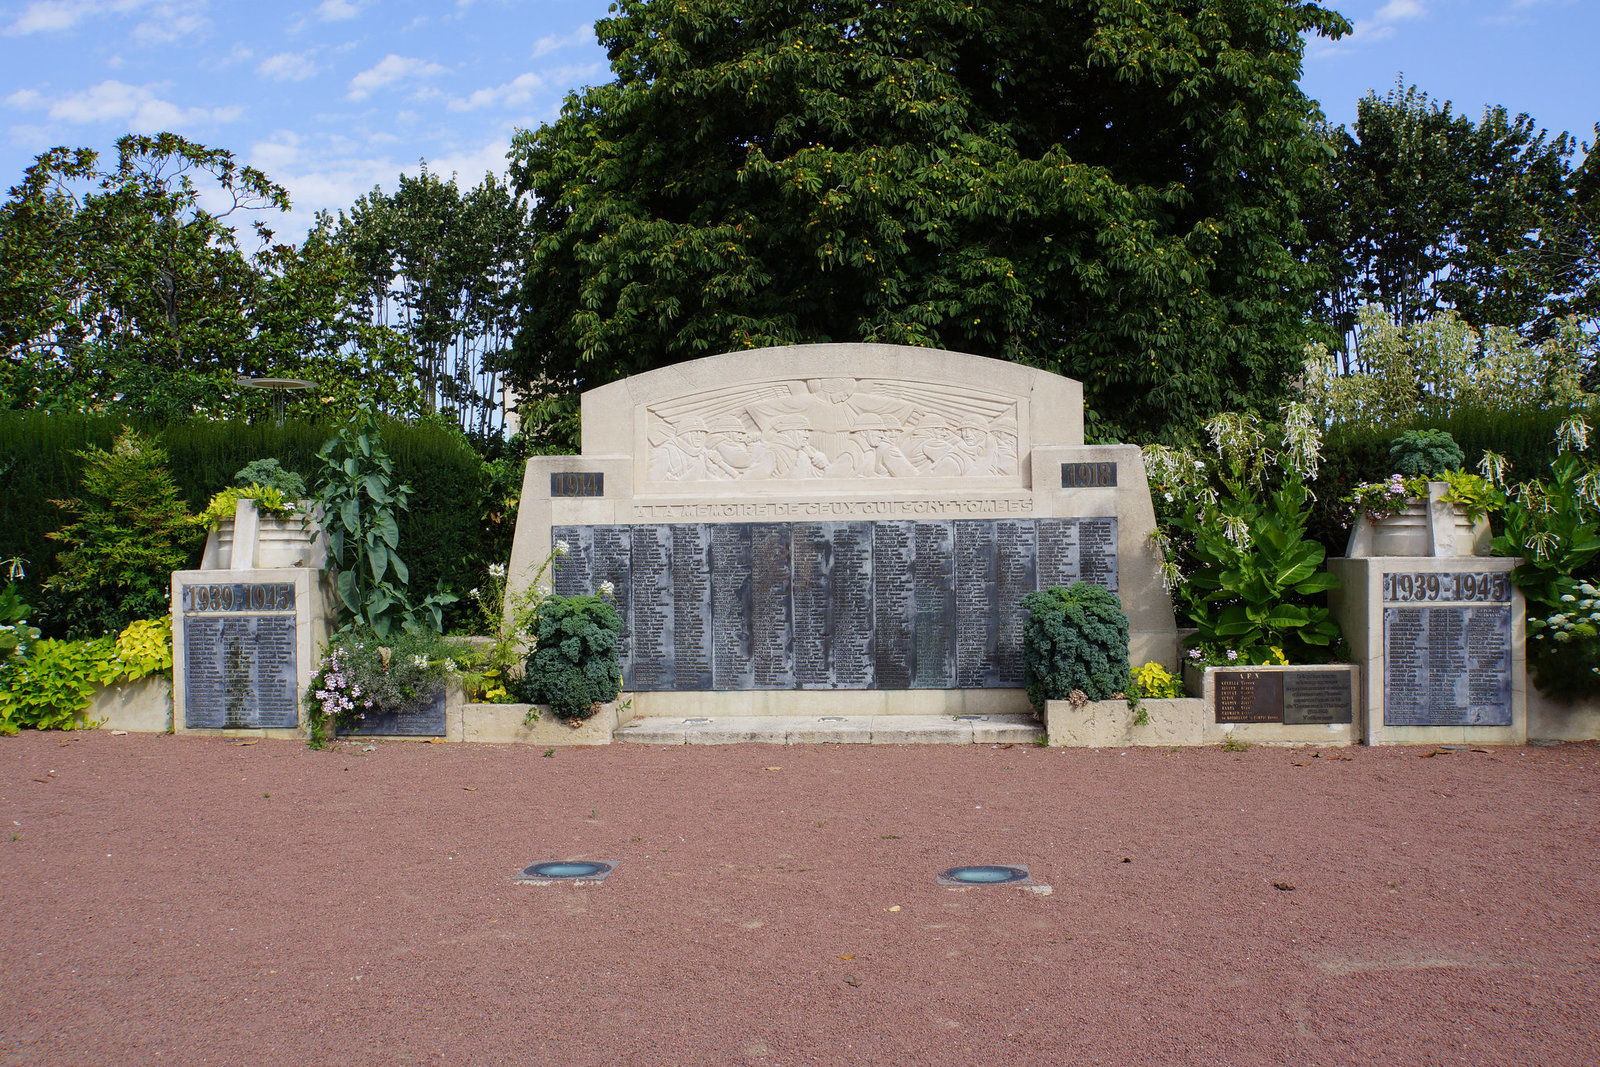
1311, 84, 1598, 364
506, 0, 1350, 443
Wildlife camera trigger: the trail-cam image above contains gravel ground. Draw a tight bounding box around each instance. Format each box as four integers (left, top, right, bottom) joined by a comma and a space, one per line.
2, 731, 1598, 1066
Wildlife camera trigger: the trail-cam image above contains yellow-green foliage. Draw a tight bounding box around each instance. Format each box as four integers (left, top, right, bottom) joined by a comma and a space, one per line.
194, 484, 296, 530
114, 615, 173, 680
1302, 308, 1593, 425
1130, 661, 1184, 699
0, 617, 173, 734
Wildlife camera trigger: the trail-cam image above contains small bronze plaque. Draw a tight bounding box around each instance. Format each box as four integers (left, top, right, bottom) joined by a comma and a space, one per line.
550, 471, 604, 497
1214, 669, 1284, 724
1283, 670, 1354, 725
1061, 462, 1117, 489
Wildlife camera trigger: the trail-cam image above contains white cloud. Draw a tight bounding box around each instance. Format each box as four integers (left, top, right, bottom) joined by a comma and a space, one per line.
34, 79, 241, 131
317, 0, 367, 21
531, 24, 592, 58
347, 54, 447, 101
4, 0, 207, 40
1375, 0, 1427, 18
258, 51, 317, 82
5, 89, 46, 110
5, 1, 94, 34
1308, 0, 1436, 59
450, 72, 543, 112
250, 131, 302, 171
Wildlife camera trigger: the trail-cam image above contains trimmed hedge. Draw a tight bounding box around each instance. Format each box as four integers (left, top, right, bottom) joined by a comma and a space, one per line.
0, 414, 512, 637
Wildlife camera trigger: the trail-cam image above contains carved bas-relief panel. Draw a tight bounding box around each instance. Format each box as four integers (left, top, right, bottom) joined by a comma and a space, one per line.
645, 377, 1022, 484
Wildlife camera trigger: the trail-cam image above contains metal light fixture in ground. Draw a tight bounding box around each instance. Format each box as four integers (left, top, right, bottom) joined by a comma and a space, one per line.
937, 864, 1032, 886
515, 860, 616, 884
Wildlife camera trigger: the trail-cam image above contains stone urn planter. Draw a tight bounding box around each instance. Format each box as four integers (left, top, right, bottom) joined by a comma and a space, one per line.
1346, 481, 1489, 559
202, 499, 325, 570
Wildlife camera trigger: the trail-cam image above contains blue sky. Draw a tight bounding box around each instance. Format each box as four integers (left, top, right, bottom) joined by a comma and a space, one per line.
1, 0, 1595, 243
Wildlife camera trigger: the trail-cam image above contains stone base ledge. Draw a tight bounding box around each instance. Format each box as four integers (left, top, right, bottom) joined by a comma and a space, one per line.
456, 699, 631, 744
88, 674, 173, 733
1045, 698, 1358, 748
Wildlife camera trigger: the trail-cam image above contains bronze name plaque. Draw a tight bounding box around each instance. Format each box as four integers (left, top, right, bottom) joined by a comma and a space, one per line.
1061, 462, 1117, 489
1283, 670, 1354, 725
1214, 669, 1285, 724
550, 471, 604, 497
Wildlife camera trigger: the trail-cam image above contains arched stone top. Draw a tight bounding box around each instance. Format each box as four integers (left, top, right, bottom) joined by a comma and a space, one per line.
580, 343, 1083, 492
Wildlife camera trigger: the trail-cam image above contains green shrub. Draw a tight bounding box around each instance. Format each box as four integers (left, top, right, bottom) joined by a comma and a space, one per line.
0, 615, 171, 734
518, 595, 623, 720
1388, 429, 1464, 476
1021, 583, 1130, 711
43, 430, 201, 638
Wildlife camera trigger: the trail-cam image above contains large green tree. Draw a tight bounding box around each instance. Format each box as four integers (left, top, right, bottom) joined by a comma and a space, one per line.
0, 134, 290, 416
506, 0, 1349, 443
1311, 84, 1598, 365
336, 168, 529, 438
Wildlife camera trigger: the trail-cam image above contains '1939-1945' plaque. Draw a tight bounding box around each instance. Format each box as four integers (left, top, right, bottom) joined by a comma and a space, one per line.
180, 582, 298, 729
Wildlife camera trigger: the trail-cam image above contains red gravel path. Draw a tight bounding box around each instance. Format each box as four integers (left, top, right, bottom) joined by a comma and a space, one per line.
2, 732, 1598, 1066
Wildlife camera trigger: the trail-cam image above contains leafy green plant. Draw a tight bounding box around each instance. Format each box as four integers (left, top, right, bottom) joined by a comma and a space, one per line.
1493, 418, 1600, 697
1436, 468, 1504, 522
314, 405, 456, 637
516, 593, 623, 721
303, 626, 478, 743
0, 616, 171, 735
194, 484, 299, 530
1389, 430, 1464, 476
1021, 583, 1130, 711
44, 430, 200, 638
1130, 661, 1184, 700
1147, 406, 1342, 664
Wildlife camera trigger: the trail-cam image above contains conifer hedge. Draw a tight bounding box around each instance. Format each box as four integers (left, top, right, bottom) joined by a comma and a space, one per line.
0, 414, 511, 636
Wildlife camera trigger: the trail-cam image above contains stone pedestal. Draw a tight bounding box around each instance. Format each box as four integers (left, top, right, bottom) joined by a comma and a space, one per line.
1329, 556, 1525, 746
170, 567, 337, 738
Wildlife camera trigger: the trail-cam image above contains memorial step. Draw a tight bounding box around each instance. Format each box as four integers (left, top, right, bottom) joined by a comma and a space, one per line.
614, 713, 1042, 745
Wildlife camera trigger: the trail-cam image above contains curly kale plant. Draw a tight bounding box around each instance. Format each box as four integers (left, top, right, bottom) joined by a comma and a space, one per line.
519, 595, 623, 720
1021, 583, 1130, 711
1389, 429, 1464, 477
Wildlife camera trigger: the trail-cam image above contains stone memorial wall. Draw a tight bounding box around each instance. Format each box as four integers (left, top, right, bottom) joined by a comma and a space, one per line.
551, 517, 1117, 691
171, 567, 335, 737
508, 343, 1177, 715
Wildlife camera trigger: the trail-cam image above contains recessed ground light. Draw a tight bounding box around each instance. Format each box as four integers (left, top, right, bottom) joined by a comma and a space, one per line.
515, 860, 615, 884
819, 716, 844, 722
954, 715, 988, 722
937, 864, 1032, 886
683, 717, 711, 724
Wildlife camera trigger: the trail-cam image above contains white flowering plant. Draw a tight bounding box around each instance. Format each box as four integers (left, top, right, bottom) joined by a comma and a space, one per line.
1144, 404, 1342, 664
304, 625, 478, 744
1492, 418, 1600, 697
